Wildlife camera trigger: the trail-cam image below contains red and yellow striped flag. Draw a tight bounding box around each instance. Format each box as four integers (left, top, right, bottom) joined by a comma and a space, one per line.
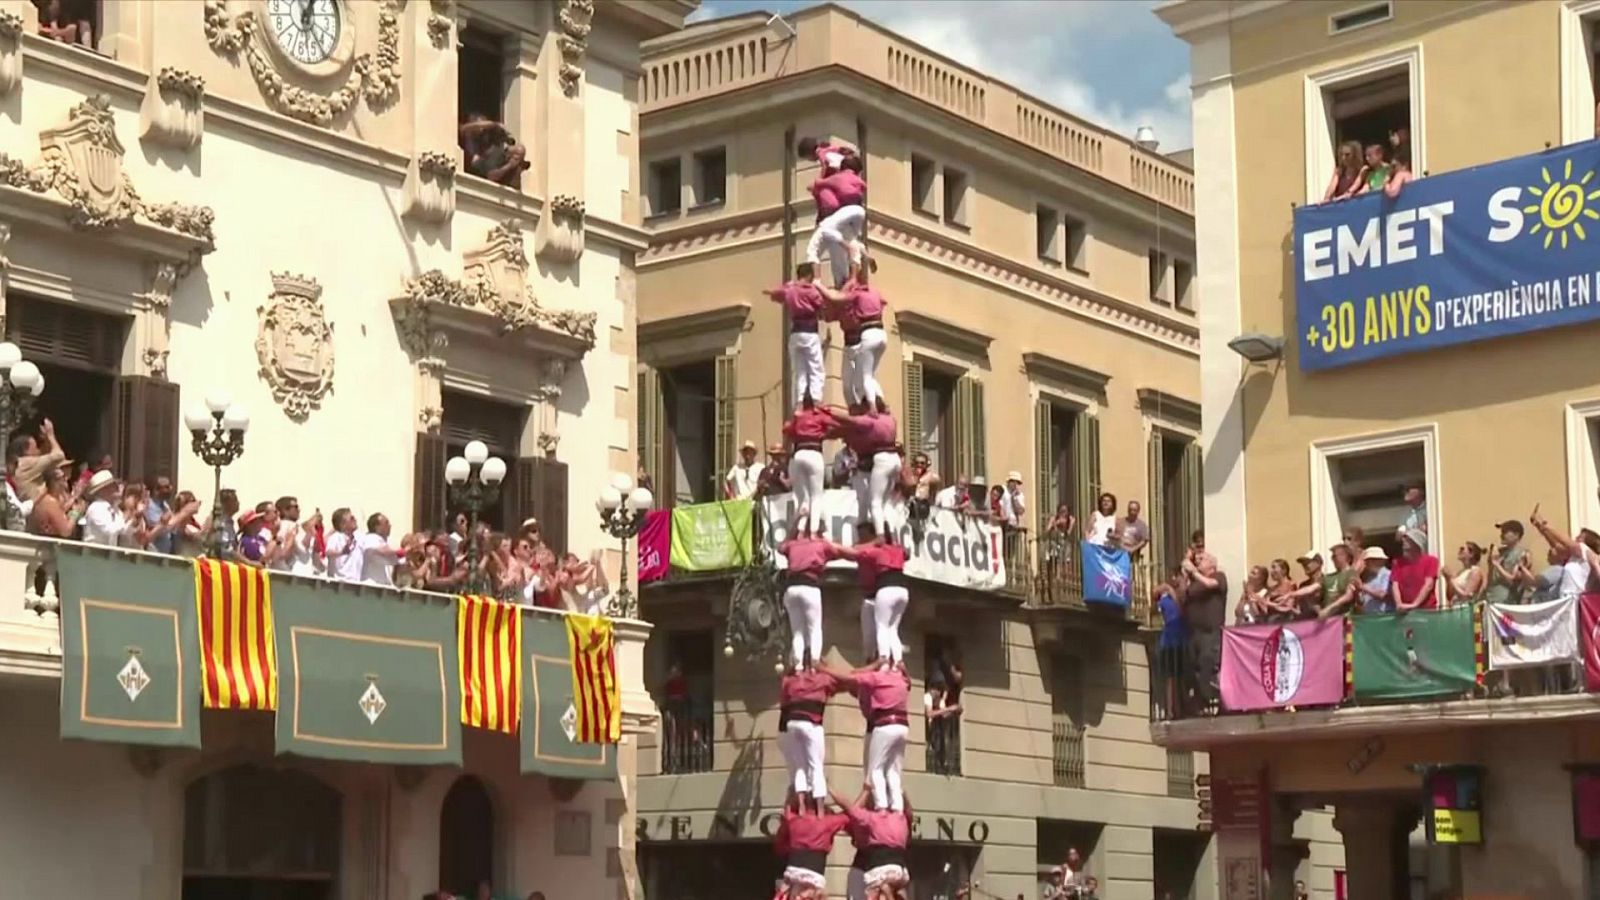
567, 612, 620, 744
458, 595, 522, 734
195, 559, 277, 710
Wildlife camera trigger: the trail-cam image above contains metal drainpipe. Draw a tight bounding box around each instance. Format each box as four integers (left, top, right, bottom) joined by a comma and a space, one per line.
781, 124, 795, 415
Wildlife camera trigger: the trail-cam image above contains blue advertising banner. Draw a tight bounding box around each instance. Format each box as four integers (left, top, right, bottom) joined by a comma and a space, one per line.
1081, 540, 1131, 609
1294, 140, 1600, 370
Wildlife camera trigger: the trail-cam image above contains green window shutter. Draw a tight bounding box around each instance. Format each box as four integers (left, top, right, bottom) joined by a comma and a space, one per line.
902, 360, 924, 456
952, 376, 972, 480
1183, 440, 1204, 544
1148, 430, 1167, 578
966, 377, 986, 482
713, 355, 737, 485
1034, 398, 1053, 533
638, 367, 664, 498
1071, 411, 1101, 527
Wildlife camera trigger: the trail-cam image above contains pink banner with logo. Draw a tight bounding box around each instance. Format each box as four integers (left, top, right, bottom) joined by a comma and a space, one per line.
636, 510, 670, 584
1220, 618, 1346, 712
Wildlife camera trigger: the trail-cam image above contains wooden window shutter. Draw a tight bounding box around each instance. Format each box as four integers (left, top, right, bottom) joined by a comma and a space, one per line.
112, 376, 179, 482
965, 377, 986, 483
902, 360, 924, 456
1034, 398, 1053, 533
1148, 430, 1168, 578
713, 355, 736, 487
638, 367, 664, 497
10, 296, 125, 372
1070, 411, 1102, 529
414, 432, 449, 532
1183, 440, 1204, 545
952, 376, 971, 479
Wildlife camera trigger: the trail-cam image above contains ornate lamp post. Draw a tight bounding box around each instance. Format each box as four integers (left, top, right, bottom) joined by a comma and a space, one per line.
0, 342, 44, 529
184, 392, 249, 559
444, 439, 506, 596
596, 471, 653, 619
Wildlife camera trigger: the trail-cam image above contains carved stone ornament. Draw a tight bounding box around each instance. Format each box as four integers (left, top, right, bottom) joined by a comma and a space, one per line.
401, 151, 456, 225
0, 9, 23, 97
556, 0, 594, 98
426, 0, 454, 49
537, 194, 586, 264
140, 67, 206, 150
202, 0, 401, 127
0, 95, 217, 254
256, 272, 336, 420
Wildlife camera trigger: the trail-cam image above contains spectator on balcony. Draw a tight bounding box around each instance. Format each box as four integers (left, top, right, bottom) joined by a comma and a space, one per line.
12, 418, 65, 505
727, 440, 762, 500
933, 475, 967, 512
757, 444, 792, 498
459, 114, 529, 186
142, 476, 176, 554
1444, 542, 1486, 607
564, 550, 611, 615
1181, 552, 1227, 711
1321, 140, 1366, 203
1384, 144, 1415, 199
1347, 546, 1395, 614
1153, 566, 1188, 717
1355, 143, 1390, 196
202, 488, 241, 558
325, 507, 362, 583
1234, 564, 1269, 625
1391, 529, 1440, 611
358, 514, 400, 586
1286, 550, 1341, 618
1262, 558, 1298, 622
277, 498, 323, 576
985, 482, 1005, 524
36, 0, 92, 47
1400, 485, 1428, 538
1085, 492, 1119, 547
1119, 499, 1151, 559
1485, 520, 1528, 605
169, 490, 205, 556
27, 463, 78, 539
1530, 507, 1600, 597
82, 470, 137, 547
1342, 526, 1366, 561
999, 471, 1026, 551
1322, 544, 1356, 610
236, 510, 272, 565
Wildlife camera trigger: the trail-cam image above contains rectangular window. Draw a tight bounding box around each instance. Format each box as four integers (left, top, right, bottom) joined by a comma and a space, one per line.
942, 165, 970, 228
1148, 249, 1170, 303
911, 154, 938, 216
660, 630, 714, 775
441, 390, 525, 531
1063, 215, 1088, 270
1153, 828, 1211, 900
1311, 428, 1436, 560
36, 0, 105, 52
922, 368, 957, 484
1566, 402, 1600, 538
1036, 204, 1062, 262
1306, 49, 1419, 202
691, 147, 727, 208
647, 157, 683, 218
662, 360, 716, 504
458, 25, 508, 125
1330, 1, 1393, 34
1173, 259, 1195, 311
924, 634, 962, 776
6, 294, 127, 467
1049, 654, 1086, 788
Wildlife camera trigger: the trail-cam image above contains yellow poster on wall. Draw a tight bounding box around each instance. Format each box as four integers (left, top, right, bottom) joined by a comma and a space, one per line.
1431, 809, 1482, 844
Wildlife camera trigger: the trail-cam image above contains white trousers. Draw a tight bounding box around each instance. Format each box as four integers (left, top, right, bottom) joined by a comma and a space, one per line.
847, 327, 887, 407
784, 718, 827, 798
784, 866, 827, 891
777, 726, 807, 794
789, 449, 826, 535
874, 585, 909, 665
789, 331, 824, 404
859, 597, 877, 661
806, 204, 866, 287
868, 451, 902, 538
865, 722, 908, 811
783, 582, 823, 670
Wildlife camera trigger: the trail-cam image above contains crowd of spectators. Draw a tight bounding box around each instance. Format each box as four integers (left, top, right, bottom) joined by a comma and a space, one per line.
34, 0, 96, 49
4, 419, 604, 612
1151, 484, 1600, 716
1319, 127, 1415, 203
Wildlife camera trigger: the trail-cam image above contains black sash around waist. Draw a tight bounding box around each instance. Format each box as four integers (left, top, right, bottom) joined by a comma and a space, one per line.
858, 318, 884, 330
854, 846, 907, 871
791, 319, 818, 333
788, 849, 828, 874
784, 569, 821, 587
876, 569, 908, 589
865, 709, 908, 732
782, 699, 825, 724
843, 330, 862, 347
792, 442, 824, 452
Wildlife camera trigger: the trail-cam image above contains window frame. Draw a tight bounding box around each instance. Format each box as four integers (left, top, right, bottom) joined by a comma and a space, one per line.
689, 145, 728, 211
1148, 248, 1171, 304
1173, 258, 1196, 312
942, 163, 971, 231
1035, 203, 1062, 263
1559, 0, 1600, 145
911, 153, 939, 219
1307, 423, 1441, 558
1302, 46, 1425, 204
1327, 1, 1394, 36
1564, 398, 1600, 537
645, 156, 684, 220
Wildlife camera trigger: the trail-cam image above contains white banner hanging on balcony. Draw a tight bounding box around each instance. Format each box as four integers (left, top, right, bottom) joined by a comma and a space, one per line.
760, 490, 1008, 591
1485, 595, 1580, 670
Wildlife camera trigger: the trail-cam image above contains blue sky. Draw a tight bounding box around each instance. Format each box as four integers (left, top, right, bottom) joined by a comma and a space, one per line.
686, 0, 1194, 151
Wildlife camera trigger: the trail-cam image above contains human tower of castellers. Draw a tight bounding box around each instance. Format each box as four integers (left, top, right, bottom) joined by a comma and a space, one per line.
764, 137, 916, 900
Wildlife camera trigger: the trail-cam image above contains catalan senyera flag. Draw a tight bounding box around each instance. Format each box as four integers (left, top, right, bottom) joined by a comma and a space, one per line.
458, 595, 522, 734
195, 559, 278, 710
567, 613, 621, 744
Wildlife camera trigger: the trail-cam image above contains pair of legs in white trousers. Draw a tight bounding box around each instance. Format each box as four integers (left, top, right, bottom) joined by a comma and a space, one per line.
873, 585, 909, 666
843, 327, 887, 407
783, 582, 823, 670
854, 450, 901, 539
865, 723, 908, 811
805, 204, 866, 287
788, 331, 824, 405
859, 596, 877, 661
778, 718, 827, 798
789, 448, 825, 536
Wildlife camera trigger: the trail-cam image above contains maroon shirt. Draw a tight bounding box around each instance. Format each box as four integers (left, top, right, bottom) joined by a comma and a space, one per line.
853, 667, 909, 717
831, 411, 897, 456
780, 669, 840, 706
777, 810, 851, 855
854, 542, 907, 592
821, 170, 866, 207
811, 177, 842, 218
781, 535, 832, 575
785, 407, 834, 445
845, 806, 909, 848
769, 281, 826, 323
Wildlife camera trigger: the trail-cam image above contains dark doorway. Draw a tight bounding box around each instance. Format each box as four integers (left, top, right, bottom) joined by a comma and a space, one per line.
439, 776, 495, 897
6, 294, 125, 468
182, 764, 341, 900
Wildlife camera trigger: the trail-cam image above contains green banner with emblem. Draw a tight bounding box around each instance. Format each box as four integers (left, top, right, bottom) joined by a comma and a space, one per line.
58, 548, 201, 748
273, 584, 461, 765
521, 610, 615, 780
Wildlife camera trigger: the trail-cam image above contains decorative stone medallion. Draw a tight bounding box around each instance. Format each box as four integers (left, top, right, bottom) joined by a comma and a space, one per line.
256, 272, 335, 420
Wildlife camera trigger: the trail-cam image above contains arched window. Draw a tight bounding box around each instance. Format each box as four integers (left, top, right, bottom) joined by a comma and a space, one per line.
182, 764, 341, 900
439, 775, 495, 897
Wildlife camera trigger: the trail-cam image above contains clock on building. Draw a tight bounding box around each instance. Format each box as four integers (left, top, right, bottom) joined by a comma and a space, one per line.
264, 0, 341, 66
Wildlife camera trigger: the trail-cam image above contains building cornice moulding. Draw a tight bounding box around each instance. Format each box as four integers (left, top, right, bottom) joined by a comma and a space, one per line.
1153, 0, 1292, 39
1023, 352, 1112, 402
1136, 387, 1202, 433
638, 302, 751, 346
895, 310, 992, 361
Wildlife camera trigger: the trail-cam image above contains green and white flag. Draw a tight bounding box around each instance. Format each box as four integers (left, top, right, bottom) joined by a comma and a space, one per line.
1351, 606, 1476, 701
669, 499, 753, 571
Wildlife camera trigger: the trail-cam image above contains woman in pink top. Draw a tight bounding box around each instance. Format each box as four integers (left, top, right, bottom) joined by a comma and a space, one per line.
779, 523, 832, 670
827, 402, 902, 540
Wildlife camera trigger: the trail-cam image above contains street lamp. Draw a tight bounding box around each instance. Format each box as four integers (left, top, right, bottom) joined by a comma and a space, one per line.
596, 471, 653, 619
186, 391, 249, 559
445, 439, 506, 596
0, 342, 45, 528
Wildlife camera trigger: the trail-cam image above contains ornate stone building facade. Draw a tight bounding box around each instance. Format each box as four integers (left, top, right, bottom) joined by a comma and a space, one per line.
0, 0, 693, 898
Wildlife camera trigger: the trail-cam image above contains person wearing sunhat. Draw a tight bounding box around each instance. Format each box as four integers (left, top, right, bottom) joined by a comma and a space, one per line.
1325, 546, 1393, 617
236, 509, 272, 565
1391, 528, 1440, 611
1286, 549, 1327, 618
757, 443, 793, 498
727, 439, 763, 500
82, 468, 135, 546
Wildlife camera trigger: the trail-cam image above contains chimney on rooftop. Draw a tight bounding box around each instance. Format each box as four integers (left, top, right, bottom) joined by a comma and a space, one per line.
1135, 125, 1159, 151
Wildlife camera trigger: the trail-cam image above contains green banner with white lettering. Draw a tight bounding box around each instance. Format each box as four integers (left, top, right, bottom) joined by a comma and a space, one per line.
521, 610, 615, 780
668, 499, 753, 571
274, 584, 460, 765
1352, 606, 1478, 701
58, 548, 201, 748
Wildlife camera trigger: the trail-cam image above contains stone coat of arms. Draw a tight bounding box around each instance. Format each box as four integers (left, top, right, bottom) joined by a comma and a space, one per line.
256, 272, 335, 420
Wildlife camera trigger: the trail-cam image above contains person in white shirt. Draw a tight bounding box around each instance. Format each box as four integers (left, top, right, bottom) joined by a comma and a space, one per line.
563, 549, 611, 615
82, 470, 136, 546
325, 507, 364, 582
358, 512, 401, 586
933, 475, 966, 511
1000, 471, 1027, 527
1085, 492, 1120, 546
725, 441, 762, 499
272, 496, 324, 576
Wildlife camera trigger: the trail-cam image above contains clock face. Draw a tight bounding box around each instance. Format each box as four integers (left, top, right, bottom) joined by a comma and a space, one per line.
265, 0, 341, 66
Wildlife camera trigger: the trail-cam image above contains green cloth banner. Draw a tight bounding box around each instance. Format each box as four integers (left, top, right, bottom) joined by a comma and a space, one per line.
58, 548, 201, 748
521, 610, 615, 780
274, 584, 461, 765
669, 499, 753, 571
1352, 606, 1477, 701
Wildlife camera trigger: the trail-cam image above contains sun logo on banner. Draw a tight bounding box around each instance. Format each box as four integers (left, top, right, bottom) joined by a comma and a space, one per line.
1524, 158, 1600, 250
